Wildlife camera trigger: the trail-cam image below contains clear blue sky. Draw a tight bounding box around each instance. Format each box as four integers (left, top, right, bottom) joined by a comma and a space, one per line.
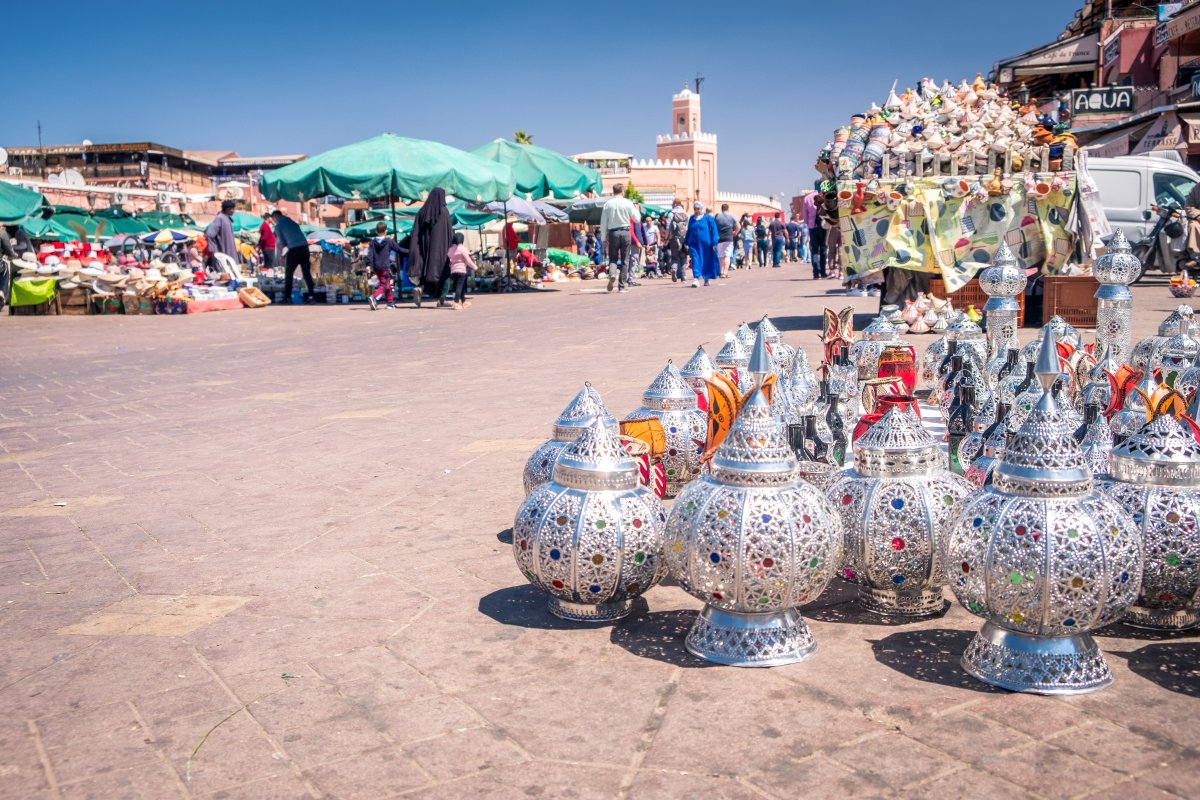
3, 0, 1082, 197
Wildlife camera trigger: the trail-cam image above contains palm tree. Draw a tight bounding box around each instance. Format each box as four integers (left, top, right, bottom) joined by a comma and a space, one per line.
513, 130, 534, 145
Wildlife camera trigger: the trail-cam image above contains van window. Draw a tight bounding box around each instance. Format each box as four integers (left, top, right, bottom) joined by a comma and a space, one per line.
1091, 169, 1143, 211
1154, 172, 1197, 207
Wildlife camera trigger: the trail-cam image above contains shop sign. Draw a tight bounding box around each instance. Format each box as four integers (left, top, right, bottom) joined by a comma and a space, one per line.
1159, 2, 1183, 22
1070, 86, 1135, 116
1166, 4, 1200, 38
1157, 22, 1171, 47
1132, 113, 1182, 154
1103, 35, 1121, 66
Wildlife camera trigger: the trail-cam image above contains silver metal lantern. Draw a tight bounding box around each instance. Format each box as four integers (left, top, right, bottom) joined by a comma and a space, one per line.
679, 345, 718, 396
849, 317, 899, 381
1131, 306, 1195, 373
665, 390, 843, 666
715, 333, 754, 394
945, 328, 1142, 694
979, 241, 1026, 360
513, 420, 668, 621
1098, 415, 1200, 630
757, 314, 796, 371
523, 384, 618, 496
735, 321, 756, 350
625, 361, 707, 498
1110, 371, 1159, 445
827, 408, 972, 616
1092, 229, 1140, 363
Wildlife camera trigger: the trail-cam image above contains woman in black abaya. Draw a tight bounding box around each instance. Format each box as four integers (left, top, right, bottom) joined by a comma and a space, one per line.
406, 187, 452, 307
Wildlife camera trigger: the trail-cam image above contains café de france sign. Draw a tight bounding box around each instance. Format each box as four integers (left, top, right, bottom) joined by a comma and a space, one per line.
1070, 86, 1135, 116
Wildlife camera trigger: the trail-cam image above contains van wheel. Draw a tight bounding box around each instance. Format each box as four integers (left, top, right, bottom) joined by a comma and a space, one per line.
1131, 243, 1152, 284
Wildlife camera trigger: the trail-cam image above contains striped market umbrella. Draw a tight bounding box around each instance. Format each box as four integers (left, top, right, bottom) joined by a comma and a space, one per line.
141, 228, 196, 245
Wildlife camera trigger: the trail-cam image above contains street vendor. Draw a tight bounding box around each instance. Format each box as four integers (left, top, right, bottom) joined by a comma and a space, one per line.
1186, 181, 1200, 270
205, 200, 239, 267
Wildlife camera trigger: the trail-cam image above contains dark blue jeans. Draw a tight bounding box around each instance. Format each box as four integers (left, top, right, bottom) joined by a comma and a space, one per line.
771, 238, 784, 267
756, 240, 768, 267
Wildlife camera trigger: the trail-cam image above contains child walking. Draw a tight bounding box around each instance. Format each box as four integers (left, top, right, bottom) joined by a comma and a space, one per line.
366, 222, 407, 310
447, 232, 477, 310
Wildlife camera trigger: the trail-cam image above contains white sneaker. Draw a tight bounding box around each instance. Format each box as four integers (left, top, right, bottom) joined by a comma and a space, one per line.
607, 274, 616, 292
690, 279, 699, 288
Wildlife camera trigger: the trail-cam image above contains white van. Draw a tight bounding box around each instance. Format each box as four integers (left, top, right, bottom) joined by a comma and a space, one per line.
1087, 153, 1199, 243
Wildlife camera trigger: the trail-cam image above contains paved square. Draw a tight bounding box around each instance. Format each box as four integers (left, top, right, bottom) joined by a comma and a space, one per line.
0, 270, 1196, 799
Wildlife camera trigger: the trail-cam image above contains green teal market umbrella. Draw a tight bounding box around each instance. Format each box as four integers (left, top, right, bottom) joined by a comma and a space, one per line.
259, 133, 515, 205
470, 139, 601, 200
0, 181, 47, 225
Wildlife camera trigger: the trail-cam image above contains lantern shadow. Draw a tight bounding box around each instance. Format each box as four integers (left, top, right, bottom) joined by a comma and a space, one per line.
1111, 642, 1200, 698
802, 580, 948, 627
869, 628, 1004, 693
496, 527, 513, 544
477, 584, 646, 631
1092, 621, 1197, 642
609, 610, 715, 668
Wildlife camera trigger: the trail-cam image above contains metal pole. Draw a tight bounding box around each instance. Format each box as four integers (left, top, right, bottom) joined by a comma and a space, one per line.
504, 199, 511, 279
389, 191, 399, 297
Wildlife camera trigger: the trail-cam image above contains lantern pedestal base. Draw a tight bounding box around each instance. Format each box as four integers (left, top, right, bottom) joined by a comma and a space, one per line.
859, 584, 949, 618
961, 622, 1113, 695
685, 606, 816, 667
1122, 605, 1200, 631
549, 596, 632, 623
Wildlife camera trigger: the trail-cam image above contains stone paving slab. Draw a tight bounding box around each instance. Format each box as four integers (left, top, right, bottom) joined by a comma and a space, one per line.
0, 269, 1196, 799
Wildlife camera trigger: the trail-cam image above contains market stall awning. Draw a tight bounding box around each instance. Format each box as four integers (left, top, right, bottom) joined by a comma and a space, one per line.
0, 182, 48, 225
230, 211, 264, 232
470, 139, 602, 200
258, 133, 515, 204
993, 33, 1099, 81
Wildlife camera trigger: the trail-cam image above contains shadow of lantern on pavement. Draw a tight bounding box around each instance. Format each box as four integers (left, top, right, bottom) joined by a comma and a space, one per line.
609, 609, 716, 669
477, 583, 648, 631
869, 628, 1004, 693
1111, 642, 1200, 698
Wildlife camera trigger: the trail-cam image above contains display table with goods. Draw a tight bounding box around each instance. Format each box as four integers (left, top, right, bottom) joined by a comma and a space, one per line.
509, 238, 1200, 689
816, 75, 1103, 319
5, 251, 268, 317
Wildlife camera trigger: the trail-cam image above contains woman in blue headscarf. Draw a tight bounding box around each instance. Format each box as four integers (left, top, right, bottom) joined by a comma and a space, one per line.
685, 201, 719, 287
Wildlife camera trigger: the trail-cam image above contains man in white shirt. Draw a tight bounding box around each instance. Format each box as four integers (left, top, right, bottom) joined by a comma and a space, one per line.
598, 183, 640, 293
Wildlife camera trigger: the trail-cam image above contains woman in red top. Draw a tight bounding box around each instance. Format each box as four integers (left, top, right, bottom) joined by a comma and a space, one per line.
258, 214, 277, 269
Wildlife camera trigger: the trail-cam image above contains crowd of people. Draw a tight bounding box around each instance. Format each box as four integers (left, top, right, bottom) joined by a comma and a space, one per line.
572, 184, 876, 295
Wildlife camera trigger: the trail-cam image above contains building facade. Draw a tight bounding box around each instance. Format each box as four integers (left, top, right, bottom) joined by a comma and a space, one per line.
571, 87, 781, 218
0, 141, 310, 223
990, 0, 1200, 167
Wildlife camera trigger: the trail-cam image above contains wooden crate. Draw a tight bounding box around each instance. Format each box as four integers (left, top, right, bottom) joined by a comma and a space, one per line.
58, 287, 91, 315
1043, 275, 1098, 327
930, 277, 1026, 326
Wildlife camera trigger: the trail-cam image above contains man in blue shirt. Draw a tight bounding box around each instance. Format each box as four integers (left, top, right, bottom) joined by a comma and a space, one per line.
270, 210, 315, 304
785, 214, 803, 263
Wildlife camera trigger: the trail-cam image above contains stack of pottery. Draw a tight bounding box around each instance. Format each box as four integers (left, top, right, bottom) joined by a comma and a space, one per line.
820, 74, 1076, 181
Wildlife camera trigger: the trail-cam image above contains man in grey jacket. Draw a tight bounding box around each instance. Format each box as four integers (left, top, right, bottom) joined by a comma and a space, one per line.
205, 200, 239, 267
